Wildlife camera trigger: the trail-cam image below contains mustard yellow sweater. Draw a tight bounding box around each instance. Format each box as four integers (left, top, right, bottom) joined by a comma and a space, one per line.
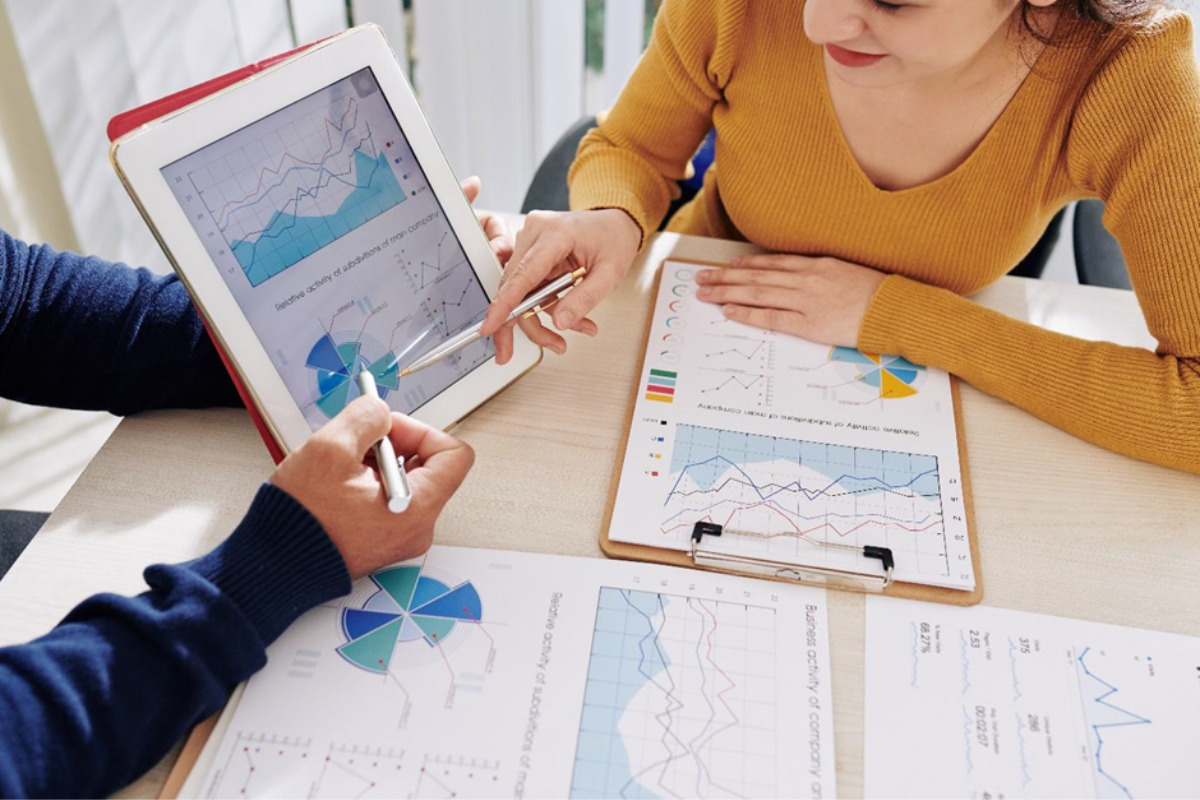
569, 0, 1200, 474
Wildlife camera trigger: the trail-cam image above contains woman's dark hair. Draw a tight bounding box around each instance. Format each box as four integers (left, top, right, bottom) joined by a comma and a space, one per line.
1019, 0, 1171, 43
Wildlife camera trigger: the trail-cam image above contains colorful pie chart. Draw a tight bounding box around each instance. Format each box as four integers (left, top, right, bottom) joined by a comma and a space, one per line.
337, 565, 484, 674
828, 347, 926, 400
305, 332, 399, 418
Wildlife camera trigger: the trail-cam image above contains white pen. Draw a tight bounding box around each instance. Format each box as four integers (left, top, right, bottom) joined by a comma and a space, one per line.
355, 367, 412, 514
396, 266, 587, 377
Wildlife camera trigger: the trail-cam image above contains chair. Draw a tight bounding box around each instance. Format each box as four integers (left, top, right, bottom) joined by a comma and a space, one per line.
0, 510, 48, 580
1073, 199, 1131, 289
521, 117, 1131, 289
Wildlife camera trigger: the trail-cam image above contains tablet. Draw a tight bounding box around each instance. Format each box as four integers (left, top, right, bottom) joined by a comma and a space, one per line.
110, 26, 540, 455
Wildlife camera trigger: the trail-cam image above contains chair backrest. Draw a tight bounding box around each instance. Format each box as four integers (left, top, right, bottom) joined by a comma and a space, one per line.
520, 117, 599, 214
521, 118, 717, 223
1073, 199, 1131, 289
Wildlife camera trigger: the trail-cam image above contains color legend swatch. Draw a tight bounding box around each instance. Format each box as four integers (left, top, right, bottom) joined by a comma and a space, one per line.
645, 369, 677, 403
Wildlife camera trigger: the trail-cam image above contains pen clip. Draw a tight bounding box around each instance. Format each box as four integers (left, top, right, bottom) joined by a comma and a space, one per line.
388, 455, 413, 514
517, 271, 585, 321
520, 296, 561, 320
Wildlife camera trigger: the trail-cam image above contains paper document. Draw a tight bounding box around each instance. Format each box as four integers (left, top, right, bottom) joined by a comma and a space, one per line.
186, 546, 836, 799
864, 597, 1200, 799
608, 260, 975, 590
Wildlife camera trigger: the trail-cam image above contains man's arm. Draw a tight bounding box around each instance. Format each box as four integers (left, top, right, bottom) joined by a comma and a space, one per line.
0, 228, 240, 414
0, 484, 350, 798
0, 398, 473, 798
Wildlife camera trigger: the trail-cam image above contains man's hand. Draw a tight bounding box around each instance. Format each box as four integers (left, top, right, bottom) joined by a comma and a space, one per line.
270, 396, 475, 578
695, 254, 888, 347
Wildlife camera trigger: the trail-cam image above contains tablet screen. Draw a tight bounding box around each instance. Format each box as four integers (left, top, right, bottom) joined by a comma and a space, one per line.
161, 68, 492, 430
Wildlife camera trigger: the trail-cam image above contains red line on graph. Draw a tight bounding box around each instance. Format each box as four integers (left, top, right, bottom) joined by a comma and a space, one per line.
433, 635, 458, 707
659, 502, 942, 539
240, 748, 256, 796
705, 341, 765, 360
213, 96, 358, 226
385, 668, 412, 729
692, 599, 747, 799
701, 375, 762, 394
456, 605, 497, 671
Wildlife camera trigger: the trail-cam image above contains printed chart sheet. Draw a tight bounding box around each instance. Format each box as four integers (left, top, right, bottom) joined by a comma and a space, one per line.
183, 547, 835, 799
865, 597, 1200, 798
609, 260, 974, 590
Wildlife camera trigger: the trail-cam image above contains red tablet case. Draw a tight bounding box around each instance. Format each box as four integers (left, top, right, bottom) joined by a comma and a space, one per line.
108, 40, 336, 465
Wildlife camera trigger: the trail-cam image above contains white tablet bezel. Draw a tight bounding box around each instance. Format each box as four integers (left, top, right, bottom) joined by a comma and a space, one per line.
110, 25, 539, 454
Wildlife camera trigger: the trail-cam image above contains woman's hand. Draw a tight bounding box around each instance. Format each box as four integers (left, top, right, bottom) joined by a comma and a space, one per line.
460, 176, 513, 266
695, 254, 888, 348
480, 208, 642, 364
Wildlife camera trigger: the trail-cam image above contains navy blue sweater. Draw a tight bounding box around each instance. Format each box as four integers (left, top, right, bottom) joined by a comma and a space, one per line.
0, 232, 352, 797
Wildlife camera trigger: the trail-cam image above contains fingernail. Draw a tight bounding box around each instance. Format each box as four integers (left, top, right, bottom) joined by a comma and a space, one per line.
697, 286, 711, 298
552, 343, 566, 355
556, 311, 576, 330
723, 304, 737, 317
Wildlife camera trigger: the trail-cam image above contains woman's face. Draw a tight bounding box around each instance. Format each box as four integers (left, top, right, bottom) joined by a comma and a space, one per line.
804, 0, 1042, 87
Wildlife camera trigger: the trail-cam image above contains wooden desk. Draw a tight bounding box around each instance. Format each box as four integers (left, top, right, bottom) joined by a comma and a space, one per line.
2, 227, 1197, 799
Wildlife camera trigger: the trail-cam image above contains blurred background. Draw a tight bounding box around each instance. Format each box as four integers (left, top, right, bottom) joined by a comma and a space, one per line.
0, 0, 665, 267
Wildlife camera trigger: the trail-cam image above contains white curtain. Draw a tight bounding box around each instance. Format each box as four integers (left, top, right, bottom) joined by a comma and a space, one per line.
2, 0, 300, 270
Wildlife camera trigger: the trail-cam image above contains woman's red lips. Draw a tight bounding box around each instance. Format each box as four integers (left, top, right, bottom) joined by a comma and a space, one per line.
826, 43, 886, 67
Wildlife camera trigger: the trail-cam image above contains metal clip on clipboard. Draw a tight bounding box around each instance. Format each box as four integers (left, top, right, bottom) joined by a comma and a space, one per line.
690, 521, 896, 592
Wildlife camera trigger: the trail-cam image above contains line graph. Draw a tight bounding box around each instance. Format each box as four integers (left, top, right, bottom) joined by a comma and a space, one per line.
698, 367, 774, 407
212, 96, 359, 228
570, 588, 777, 800
184, 71, 408, 287
702, 334, 775, 372
1075, 647, 1153, 799
208, 732, 314, 798
413, 754, 501, 799
426, 271, 483, 337
661, 424, 950, 580
399, 232, 468, 291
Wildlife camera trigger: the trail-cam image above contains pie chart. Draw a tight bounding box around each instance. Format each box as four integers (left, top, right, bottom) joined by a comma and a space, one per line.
337, 565, 484, 674
828, 347, 925, 400
305, 332, 400, 418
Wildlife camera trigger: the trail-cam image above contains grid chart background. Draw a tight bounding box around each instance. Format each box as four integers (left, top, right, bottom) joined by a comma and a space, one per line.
570, 588, 778, 799
182, 74, 406, 286
663, 425, 950, 578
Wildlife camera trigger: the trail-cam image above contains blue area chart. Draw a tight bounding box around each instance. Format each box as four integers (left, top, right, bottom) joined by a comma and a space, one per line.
337, 566, 484, 674
661, 424, 943, 543
305, 333, 399, 419
229, 147, 406, 287
570, 589, 775, 799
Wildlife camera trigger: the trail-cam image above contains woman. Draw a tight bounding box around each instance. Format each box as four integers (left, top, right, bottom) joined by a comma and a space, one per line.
482, 0, 1200, 474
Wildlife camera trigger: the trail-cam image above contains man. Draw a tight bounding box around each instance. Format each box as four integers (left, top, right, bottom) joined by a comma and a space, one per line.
0, 179, 510, 798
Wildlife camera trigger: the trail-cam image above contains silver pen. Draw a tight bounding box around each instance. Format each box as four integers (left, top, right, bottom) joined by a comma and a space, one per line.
355, 367, 412, 514
398, 266, 588, 378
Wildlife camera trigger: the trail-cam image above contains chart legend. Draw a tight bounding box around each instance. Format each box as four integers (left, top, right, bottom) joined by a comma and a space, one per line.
645, 368, 677, 403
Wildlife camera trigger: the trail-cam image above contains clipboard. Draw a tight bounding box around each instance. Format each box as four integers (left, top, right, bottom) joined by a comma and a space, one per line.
599, 258, 984, 606
106, 38, 339, 466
